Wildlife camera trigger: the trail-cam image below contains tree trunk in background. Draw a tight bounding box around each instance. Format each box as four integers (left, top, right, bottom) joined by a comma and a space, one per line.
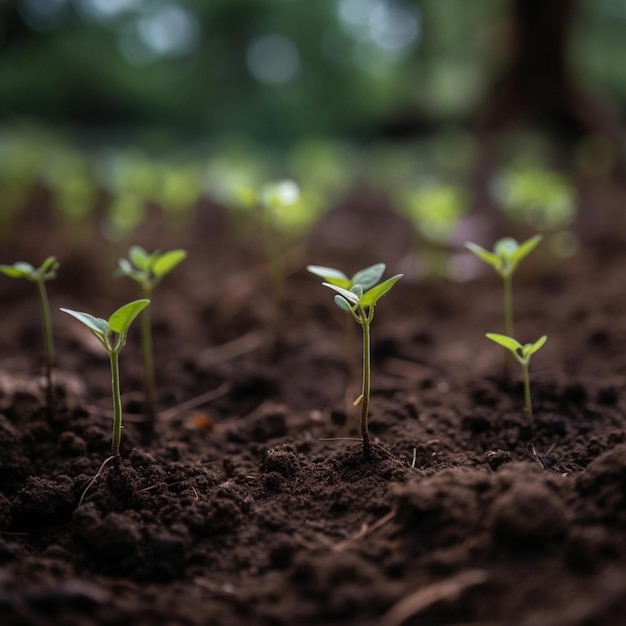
477, 0, 623, 157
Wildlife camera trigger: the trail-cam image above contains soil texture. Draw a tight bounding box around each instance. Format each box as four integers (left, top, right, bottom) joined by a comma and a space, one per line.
1, 180, 626, 625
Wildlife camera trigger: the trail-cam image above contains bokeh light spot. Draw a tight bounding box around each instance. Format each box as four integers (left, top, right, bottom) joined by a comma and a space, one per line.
246, 34, 300, 85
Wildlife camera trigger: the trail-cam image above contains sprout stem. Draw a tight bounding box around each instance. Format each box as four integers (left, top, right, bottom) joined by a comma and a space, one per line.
503, 273, 513, 338
522, 361, 534, 427
141, 284, 156, 436
358, 306, 372, 457
36, 279, 54, 412
110, 351, 123, 456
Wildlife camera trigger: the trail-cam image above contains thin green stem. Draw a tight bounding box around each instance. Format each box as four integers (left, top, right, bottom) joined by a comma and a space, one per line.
141, 284, 156, 433
503, 273, 513, 338
358, 306, 372, 457
36, 279, 54, 411
110, 351, 123, 456
522, 361, 533, 427
261, 207, 284, 309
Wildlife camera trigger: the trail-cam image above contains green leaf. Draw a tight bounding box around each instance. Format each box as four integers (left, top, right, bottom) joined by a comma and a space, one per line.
334, 295, 353, 312
322, 282, 360, 304
108, 299, 150, 333
511, 234, 542, 264
0, 264, 31, 279
351, 263, 385, 290
359, 274, 403, 308
40, 257, 58, 274
350, 284, 363, 298
307, 265, 351, 289
485, 333, 522, 354
14, 262, 36, 276
60, 308, 108, 337
525, 335, 547, 357
494, 238, 518, 260
129, 246, 150, 270
152, 249, 187, 278
117, 258, 133, 276
464, 243, 500, 269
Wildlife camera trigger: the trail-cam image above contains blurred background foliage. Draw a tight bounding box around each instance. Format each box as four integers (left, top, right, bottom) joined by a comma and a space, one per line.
0, 0, 625, 145
0, 0, 624, 277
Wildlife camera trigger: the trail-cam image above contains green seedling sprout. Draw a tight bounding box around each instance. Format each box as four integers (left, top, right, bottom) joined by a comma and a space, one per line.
307, 263, 403, 457
116, 246, 186, 436
465, 235, 542, 339
61, 299, 150, 456
1, 257, 59, 412
486, 333, 547, 426
259, 179, 302, 307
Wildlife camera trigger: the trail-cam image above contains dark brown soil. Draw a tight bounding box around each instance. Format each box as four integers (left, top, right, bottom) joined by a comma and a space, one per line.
2, 179, 626, 626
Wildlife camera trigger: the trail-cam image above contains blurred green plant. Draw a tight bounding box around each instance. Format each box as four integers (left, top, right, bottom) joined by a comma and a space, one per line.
396, 179, 468, 277
493, 165, 577, 231
116, 246, 187, 437
465, 235, 542, 340
307, 263, 402, 457
0, 257, 59, 413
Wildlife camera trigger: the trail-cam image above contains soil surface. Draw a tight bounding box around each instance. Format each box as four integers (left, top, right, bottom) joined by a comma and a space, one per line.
2, 178, 626, 626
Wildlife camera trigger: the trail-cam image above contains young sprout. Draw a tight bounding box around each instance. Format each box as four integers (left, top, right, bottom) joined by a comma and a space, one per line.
61, 300, 150, 456
465, 235, 542, 339
0, 257, 59, 412
307, 264, 403, 457
259, 179, 302, 307
116, 246, 186, 436
486, 333, 547, 427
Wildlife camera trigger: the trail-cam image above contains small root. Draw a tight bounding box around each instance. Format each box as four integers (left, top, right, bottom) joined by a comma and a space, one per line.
77, 455, 116, 509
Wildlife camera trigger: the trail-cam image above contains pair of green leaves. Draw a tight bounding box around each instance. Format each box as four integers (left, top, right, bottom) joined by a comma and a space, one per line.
117, 246, 187, 291
61, 300, 150, 355
465, 234, 542, 278
0, 257, 59, 282
486, 333, 547, 365
307, 263, 403, 312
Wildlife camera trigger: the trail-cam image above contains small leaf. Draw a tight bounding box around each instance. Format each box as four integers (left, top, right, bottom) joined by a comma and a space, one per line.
14, 262, 36, 276
351, 263, 385, 290
322, 282, 360, 304
485, 332, 522, 354
494, 237, 519, 260
152, 249, 187, 278
464, 243, 500, 269
0, 264, 31, 279
307, 265, 351, 289
129, 246, 150, 270
117, 258, 133, 276
108, 299, 150, 333
359, 274, 403, 308
526, 335, 547, 357
334, 295, 353, 312
40, 257, 58, 274
60, 308, 108, 337
350, 284, 363, 298
511, 234, 542, 264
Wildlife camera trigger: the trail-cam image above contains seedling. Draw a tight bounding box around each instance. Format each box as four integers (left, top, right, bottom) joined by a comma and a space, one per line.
259, 180, 302, 307
307, 264, 403, 456
396, 180, 467, 277
116, 246, 186, 436
60, 300, 150, 456
0, 257, 59, 412
486, 333, 547, 426
465, 235, 542, 339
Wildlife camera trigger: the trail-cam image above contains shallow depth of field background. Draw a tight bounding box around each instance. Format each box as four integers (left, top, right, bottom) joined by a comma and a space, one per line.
0, 0, 625, 256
